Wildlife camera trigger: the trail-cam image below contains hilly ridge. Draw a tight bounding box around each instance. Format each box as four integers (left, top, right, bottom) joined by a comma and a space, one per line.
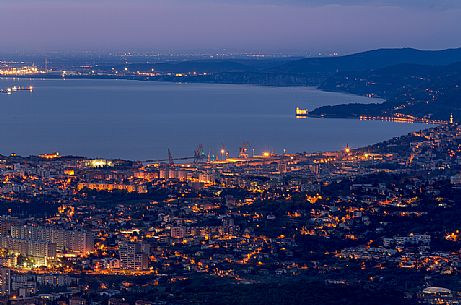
269, 47, 461, 74
311, 61, 461, 120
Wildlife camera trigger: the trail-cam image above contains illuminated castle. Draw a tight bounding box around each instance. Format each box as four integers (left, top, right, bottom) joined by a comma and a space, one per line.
296, 107, 308, 117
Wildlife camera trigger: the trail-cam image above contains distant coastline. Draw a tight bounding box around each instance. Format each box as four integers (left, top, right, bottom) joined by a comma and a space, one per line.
3, 47, 461, 123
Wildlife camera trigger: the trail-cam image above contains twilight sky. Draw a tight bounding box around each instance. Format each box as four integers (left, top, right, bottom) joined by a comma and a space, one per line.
1, 0, 461, 54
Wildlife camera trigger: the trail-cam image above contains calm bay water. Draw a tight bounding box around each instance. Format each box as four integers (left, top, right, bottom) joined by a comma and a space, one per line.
0, 78, 430, 160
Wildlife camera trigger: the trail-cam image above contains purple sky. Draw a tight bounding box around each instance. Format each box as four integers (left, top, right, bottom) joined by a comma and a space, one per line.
1, 0, 461, 53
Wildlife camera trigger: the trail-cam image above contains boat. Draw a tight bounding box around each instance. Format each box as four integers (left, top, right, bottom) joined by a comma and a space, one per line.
0, 85, 33, 95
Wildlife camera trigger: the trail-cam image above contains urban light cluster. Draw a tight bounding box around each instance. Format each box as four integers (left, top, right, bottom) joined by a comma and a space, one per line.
0, 66, 42, 76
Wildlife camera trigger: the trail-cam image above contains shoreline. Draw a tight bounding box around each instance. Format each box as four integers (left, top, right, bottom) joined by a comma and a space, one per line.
307, 113, 447, 125
1, 122, 437, 163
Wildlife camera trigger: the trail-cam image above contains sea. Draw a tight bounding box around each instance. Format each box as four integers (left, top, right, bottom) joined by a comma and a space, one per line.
0, 78, 432, 160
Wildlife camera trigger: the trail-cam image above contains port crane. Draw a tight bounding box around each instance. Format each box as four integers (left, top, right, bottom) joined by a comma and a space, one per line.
168, 149, 175, 166
144, 145, 207, 164
193, 144, 207, 163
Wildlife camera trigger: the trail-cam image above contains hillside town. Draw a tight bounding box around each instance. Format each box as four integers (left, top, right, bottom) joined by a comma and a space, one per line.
0, 123, 461, 304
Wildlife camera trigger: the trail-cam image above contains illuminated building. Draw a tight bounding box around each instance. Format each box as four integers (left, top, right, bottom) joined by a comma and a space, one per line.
159, 168, 168, 179
11, 274, 37, 298
83, 159, 114, 168
77, 182, 147, 193
64, 169, 75, 176
65, 230, 93, 254
295, 107, 308, 118
421, 287, 452, 304
171, 227, 186, 239
176, 170, 188, 181
0, 66, 41, 76
0, 256, 17, 268
38, 152, 61, 160
198, 172, 214, 184
0, 268, 11, 296
103, 258, 121, 270
278, 161, 287, 173
134, 171, 158, 181
118, 241, 149, 271
0, 237, 56, 266
9, 225, 94, 255
36, 274, 78, 287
